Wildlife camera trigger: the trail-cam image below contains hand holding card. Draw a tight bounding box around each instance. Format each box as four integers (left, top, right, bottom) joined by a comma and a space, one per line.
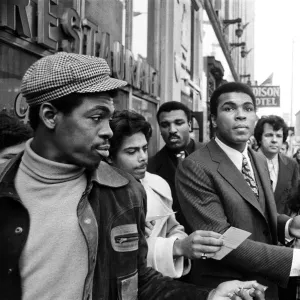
212, 227, 251, 260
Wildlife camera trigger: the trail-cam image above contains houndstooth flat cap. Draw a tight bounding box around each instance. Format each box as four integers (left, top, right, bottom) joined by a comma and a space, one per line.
21, 52, 127, 107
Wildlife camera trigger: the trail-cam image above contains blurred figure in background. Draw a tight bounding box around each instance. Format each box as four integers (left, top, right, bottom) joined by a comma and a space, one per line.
254, 115, 299, 216
0, 112, 33, 164
293, 148, 300, 177
280, 141, 289, 155
247, 135, 259, 151
254, 115, 300, 300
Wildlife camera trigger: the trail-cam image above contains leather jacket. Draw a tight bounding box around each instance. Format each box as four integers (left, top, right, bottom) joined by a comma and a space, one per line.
0, 153, 209, 300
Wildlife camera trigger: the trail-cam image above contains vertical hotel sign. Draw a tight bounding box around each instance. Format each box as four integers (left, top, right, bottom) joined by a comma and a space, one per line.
251, 86, 280, 108
0, 0, 159, 120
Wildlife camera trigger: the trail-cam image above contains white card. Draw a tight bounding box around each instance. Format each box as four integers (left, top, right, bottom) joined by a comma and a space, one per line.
212, 227, 251, 260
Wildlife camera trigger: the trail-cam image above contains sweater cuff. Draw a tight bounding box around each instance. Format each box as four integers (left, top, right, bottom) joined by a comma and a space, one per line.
153, 236, 185, 278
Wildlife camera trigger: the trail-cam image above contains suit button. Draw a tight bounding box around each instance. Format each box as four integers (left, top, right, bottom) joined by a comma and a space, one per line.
8, 268, 13, 274
15, 227, 23, 234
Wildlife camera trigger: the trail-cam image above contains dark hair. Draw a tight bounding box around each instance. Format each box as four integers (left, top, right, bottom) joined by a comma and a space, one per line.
293, 148, 300, 159
109, 110, 152, 158
0, 112, 33, 151
28, 90, 118, 130
282, 141, 289, 150
254, 115, 288, 147
156, 101, 192, 123
210, 82, 256, 116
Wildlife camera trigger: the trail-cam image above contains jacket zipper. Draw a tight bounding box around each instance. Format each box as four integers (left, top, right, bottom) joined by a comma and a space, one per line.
115, 234, 139, 244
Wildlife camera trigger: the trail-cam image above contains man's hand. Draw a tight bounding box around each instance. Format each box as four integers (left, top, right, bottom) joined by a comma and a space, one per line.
145, 220, 155, 238
208, 280, 266, 300
289, 215, 300, 238
173, 230, 223, 259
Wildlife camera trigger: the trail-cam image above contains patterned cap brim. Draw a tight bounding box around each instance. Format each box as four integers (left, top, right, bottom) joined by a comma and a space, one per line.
77, 76, 127, 93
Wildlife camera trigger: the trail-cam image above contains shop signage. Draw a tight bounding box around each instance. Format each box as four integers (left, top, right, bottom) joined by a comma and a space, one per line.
251, 86, 280, 107
0, 0, 159, 97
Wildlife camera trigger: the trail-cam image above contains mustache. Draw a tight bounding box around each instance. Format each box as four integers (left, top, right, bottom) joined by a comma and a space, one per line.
168, 133, 180, 139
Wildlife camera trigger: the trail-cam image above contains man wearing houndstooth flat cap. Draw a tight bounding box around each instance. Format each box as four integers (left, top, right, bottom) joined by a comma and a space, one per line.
0, 52, 266, 300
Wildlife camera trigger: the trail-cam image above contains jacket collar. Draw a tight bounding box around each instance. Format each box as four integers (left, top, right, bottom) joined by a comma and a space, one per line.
278, 152, 289, 166
92, 161, 129, 187
0, 152, 128, 188
142, 172, 172, 202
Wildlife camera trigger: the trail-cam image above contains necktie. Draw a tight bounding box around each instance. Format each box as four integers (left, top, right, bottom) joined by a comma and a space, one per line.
241, 155, 259, 198
268, 160, 277, 192
176, 151, 186, 162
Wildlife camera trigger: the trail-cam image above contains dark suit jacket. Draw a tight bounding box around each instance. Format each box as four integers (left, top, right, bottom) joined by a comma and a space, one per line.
147, 139, 202, 228
175, 139, 293, 300
274, 153, 299, 215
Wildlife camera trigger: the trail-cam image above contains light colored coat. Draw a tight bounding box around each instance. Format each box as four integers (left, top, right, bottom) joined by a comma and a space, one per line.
140, 172, 190, 278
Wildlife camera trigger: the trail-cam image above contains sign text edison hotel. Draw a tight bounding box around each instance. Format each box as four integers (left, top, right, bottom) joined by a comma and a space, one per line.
251, 86, 280, 108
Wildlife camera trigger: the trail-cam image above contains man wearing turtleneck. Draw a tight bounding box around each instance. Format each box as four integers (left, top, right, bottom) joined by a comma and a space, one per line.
148, 101, 202, 230
15, 139, 88, 299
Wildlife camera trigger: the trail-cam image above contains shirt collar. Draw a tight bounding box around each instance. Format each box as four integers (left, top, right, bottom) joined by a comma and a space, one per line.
215, 137, 249, 171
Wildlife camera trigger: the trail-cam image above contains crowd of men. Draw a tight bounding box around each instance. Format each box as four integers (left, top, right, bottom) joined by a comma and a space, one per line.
1, 52, 300, 300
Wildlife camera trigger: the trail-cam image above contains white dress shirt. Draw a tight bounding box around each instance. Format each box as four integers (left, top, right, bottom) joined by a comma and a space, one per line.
257, 150, 279, 192
215, 137, 300, 276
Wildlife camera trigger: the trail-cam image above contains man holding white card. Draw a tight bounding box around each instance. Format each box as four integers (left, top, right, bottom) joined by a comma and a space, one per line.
176, 82, 300, 300
108, 110, 224, 278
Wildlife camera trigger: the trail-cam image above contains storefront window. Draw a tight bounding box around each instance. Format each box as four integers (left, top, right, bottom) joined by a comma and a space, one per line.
132, 96, 157, 157
114, 89, 129, 111
0, 43, 39, 118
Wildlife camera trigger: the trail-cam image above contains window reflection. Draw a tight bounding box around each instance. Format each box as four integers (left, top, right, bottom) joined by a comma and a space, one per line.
0, 44, 38, 120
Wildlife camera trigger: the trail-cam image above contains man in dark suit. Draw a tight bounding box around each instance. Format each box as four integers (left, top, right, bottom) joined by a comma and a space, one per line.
254, 115, 299, 216
147, 101, 202, 228
175, 82, 300, 300
254, 115, 299, 300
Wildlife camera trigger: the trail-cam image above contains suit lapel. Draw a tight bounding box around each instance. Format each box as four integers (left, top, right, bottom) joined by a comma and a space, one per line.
208, 140, 265, 217
274, 154, 290, 199
249, 149, 278, 240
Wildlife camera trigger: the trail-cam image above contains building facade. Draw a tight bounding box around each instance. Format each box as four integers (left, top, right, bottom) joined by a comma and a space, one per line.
201, 0, 255, 139
0, 0, 255, 151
